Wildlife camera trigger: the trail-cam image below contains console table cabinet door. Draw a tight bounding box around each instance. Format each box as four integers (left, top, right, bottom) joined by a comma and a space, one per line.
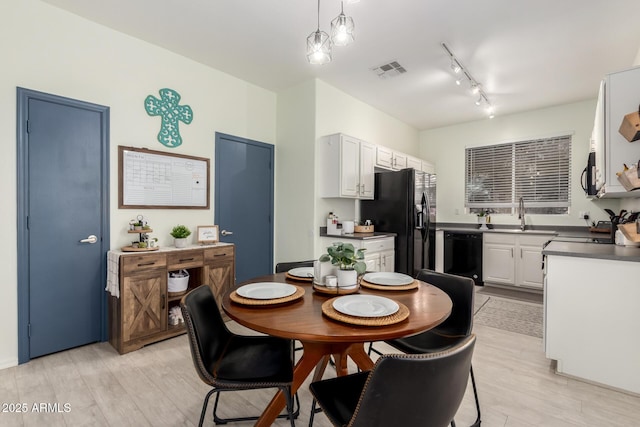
204, 246, 236, 314
121, 269, 167, 342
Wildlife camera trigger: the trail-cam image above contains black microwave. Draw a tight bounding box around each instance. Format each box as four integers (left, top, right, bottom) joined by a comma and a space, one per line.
581, 152, 597, 196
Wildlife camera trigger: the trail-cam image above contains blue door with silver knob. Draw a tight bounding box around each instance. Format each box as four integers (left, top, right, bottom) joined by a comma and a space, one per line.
17, 89, 109, 361
215, 133, 274, 283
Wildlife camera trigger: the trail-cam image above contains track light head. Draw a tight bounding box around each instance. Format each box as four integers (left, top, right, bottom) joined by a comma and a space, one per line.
451, 60, 462, 74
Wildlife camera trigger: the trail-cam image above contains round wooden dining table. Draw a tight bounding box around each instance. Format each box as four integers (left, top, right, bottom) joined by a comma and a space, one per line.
222, 272, 452, 427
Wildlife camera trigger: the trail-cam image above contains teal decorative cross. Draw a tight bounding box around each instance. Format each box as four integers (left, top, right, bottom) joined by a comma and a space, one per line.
144, 88, 193, 148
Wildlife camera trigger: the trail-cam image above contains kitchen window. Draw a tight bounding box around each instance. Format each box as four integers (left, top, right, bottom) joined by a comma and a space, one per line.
465, 135, 571, 215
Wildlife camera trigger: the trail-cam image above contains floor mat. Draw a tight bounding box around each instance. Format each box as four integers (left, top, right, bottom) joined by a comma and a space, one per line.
474, 297, 543, 338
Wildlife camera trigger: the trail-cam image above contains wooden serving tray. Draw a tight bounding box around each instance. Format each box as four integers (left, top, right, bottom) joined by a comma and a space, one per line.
313, 282, 359, 296
121, 246, 160, 252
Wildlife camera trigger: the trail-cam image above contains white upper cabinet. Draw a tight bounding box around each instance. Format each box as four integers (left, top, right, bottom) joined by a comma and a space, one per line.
595, 66, 640, 198
407, 156, 422, 170
421, 160, 435, 174
375, 146, 408, 170
359, 140, 375, 198
375, 145, 393, 169
318, 133, 375, 199
391, 151, 407, 170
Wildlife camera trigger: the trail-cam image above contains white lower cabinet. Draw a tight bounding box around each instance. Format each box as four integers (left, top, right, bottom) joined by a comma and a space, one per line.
360, 237, 395, 272
319, 236, 395, 273
483, 233, 551, 289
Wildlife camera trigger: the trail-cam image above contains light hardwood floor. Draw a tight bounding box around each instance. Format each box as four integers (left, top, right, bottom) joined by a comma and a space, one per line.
1, 305, 639, 426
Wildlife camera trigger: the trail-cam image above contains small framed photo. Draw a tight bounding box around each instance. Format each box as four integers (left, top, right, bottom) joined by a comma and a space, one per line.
197, 225, 219, 244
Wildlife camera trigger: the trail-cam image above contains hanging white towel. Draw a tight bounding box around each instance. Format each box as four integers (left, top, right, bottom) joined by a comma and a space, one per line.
106, 251, 121, 298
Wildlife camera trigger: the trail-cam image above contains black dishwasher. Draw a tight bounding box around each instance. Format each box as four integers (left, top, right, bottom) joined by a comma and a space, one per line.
443, 231, 483, 286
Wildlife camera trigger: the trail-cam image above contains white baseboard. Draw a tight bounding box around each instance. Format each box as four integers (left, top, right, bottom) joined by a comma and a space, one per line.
0, 357, 18, 371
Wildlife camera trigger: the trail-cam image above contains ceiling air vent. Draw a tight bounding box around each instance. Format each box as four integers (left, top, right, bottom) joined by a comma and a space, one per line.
371, 61, 407, 79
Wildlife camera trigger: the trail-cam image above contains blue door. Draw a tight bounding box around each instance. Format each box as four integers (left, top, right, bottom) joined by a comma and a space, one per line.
17, 89, 109, 361
215, 133, 274, 283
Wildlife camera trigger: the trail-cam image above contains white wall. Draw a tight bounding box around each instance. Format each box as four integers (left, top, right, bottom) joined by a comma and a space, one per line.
0, 0, 277, 368
420, 100, 621, 227
314, 80, 420, 256
275, 81, 317, 263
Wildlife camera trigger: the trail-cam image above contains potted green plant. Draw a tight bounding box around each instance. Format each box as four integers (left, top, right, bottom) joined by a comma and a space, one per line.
170, 225, 191, 248
133, 221, 143, 231
477, 210, 489, 229
319, 242, 366, 288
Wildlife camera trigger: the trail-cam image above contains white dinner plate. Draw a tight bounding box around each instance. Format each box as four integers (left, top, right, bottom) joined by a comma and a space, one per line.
332, 295, 399, 318
362, 272, 414, 286
236, 282, 297, 300
287, 267, 314, 278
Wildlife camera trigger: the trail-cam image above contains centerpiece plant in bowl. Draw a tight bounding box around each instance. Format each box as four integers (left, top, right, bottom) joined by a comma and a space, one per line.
170, 225, 191, 248
319, 242, 366, 288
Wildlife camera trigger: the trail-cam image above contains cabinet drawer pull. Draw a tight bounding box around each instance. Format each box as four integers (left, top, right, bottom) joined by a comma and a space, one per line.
161, 294, 166, 310
214, 253, 227, 257
179, 258, 195, 262
137, 262, 157, 267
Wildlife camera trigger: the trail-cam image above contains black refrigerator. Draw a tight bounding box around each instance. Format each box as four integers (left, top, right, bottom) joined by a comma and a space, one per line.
360, 169, 436, 276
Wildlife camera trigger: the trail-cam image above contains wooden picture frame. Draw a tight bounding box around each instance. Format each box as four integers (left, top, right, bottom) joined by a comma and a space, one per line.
118, 145, 210, 209
197, 225, 219, 244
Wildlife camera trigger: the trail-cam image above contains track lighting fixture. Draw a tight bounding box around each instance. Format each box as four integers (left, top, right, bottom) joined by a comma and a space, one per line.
307, 0, 331, 65
331, 1, 354, 46
442, 42, 495, 119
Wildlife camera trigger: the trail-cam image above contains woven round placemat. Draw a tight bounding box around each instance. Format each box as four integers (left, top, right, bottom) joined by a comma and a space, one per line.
321, 297, 409, 326
230, 285, 305, 306
360, 279, 419, 291
312, 282, 359, 296
285, 272, 314, 282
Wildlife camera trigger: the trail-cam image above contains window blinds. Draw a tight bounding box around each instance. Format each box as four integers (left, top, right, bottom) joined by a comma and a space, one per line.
465, 135, 571, 214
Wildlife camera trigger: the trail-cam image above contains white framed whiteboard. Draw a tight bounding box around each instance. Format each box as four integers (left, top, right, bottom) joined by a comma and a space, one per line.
118, 146, 210, 209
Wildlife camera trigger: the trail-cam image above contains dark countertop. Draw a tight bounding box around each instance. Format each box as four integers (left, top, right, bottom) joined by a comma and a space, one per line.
436, 223, 609, 239
319, 228, 396, 240
438, 222, 640, 261
542, 240, 640, 262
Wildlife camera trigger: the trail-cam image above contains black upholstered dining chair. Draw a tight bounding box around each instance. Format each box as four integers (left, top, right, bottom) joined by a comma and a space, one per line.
311, 334, 476, 427
275, 260, 315, 273
368, 269, 481, 427
180, 285, 297, 426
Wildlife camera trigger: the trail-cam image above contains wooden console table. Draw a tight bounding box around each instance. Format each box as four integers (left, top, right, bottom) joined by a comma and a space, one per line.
107, 244, 235, 354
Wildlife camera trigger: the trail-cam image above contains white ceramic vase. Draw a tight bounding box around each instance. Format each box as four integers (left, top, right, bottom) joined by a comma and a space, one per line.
337, 269, 358, 288
174, 237, 188, 248
478, 216, 487, 230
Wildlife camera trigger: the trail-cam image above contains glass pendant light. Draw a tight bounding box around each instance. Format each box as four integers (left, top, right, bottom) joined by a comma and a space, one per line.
307, 0, 332, 65
330, 1, 355, 46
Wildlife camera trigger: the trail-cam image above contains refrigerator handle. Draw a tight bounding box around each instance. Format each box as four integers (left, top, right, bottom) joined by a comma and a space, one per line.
422, 192, 430, 241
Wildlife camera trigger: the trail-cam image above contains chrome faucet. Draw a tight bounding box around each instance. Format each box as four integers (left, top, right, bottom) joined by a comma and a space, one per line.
518, 197, 526, 231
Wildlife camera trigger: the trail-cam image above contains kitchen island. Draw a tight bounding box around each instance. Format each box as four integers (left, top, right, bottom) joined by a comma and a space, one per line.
542, 241, 640, 395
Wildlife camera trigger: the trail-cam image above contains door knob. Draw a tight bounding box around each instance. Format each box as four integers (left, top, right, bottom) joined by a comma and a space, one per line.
80, 235, 98, 244
221, 230, 234, 236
